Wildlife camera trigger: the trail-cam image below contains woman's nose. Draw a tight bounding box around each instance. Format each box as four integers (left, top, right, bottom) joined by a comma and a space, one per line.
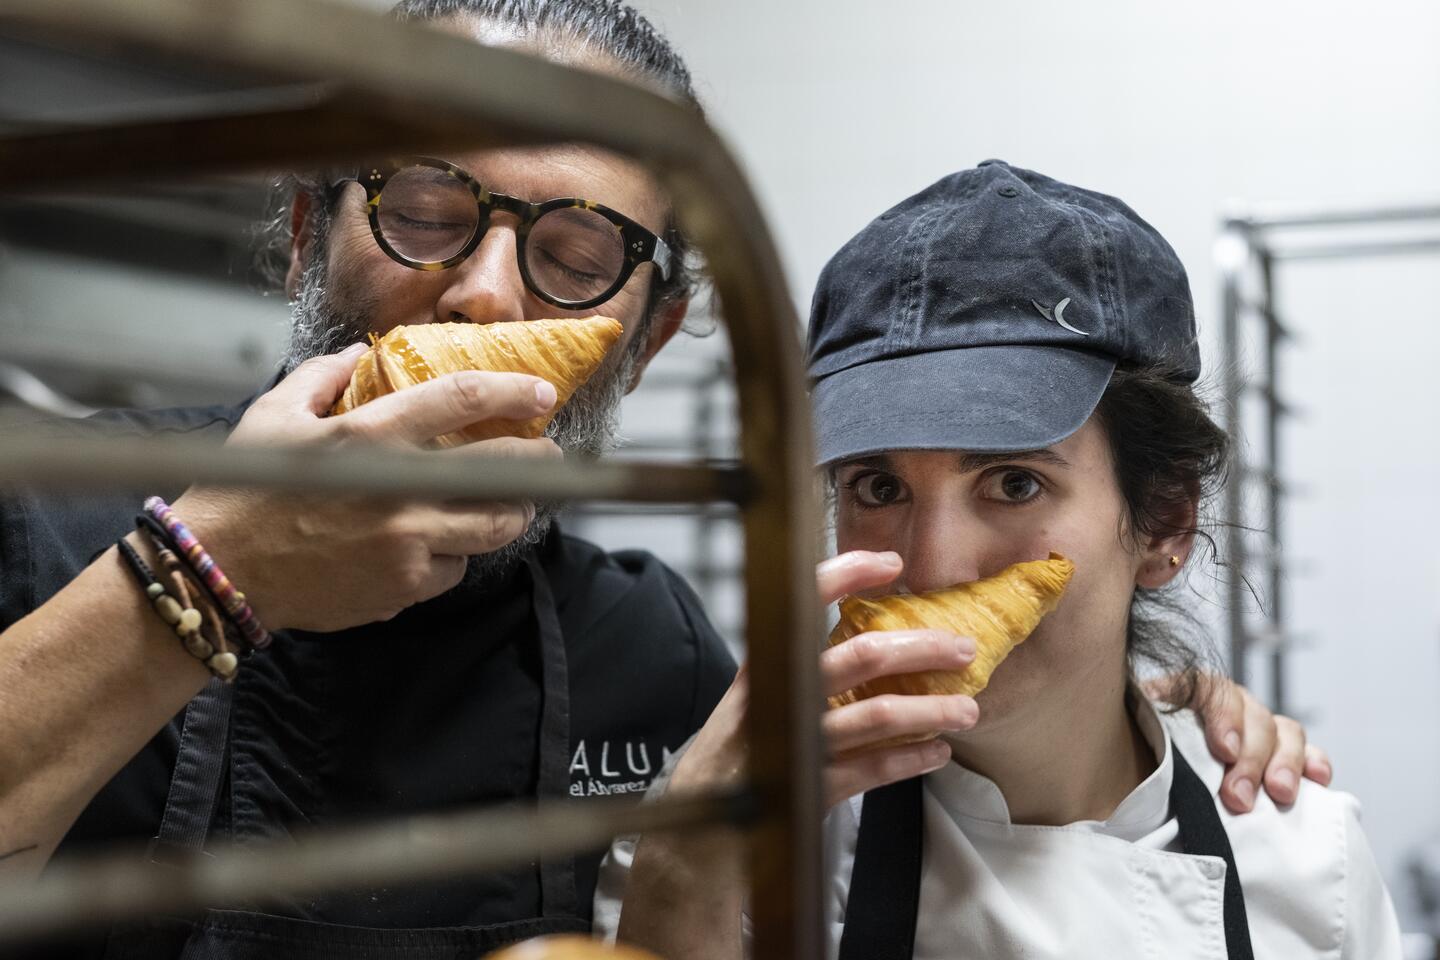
899, 508, 984, 593
432, 225, 528, 325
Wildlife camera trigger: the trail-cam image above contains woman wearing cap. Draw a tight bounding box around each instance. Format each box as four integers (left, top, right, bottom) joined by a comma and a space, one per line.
600, 162, 1402, 958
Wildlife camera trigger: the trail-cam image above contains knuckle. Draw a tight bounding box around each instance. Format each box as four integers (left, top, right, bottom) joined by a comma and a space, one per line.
476, 506, 523, 548
935, 696, 969, 728
922, 629, 951, 648
295, 354, 333, 376
1231, 756, 1263, 777
922, 630, 959, 660
876, 746, 922, 782
395, 563, 429, 598
515, 375, 544, 407
327, 414, 362, 443
474, 510, 501, 547
848, 634, 885, 671
446, 372, 491, 417
487, 438, 527, 458
864, 696, 901, 732
388, 541, 432, 596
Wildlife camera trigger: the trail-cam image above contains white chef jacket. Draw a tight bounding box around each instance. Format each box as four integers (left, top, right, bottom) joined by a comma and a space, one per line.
594, 700, 1402, 959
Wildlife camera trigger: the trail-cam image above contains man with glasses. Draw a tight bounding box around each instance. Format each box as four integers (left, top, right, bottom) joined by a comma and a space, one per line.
0, 1, 1325, 956
0, 5, 730, 955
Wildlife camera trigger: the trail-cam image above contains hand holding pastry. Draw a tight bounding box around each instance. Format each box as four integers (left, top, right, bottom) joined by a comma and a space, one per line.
818, 551, 1072, 804
170, 342, 565, 633
671, 551, 997, 810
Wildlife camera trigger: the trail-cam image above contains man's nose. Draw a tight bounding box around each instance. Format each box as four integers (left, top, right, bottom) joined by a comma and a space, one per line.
432, 223, 529, 325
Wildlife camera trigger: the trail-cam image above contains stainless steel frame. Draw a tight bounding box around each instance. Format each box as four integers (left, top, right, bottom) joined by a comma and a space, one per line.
0, 1, 825, 956
1217, 204, 1440, 711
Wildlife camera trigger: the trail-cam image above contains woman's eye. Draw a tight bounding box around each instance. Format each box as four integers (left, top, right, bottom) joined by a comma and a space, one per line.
986, 469, 1043, 504
850, 472, 907, 508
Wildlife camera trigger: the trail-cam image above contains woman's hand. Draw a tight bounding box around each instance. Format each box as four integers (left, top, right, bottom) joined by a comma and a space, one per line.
174, 344, 563, 632
1144, 673, 1333, 811
623, 550, 978, 959
670, 550, 979, 809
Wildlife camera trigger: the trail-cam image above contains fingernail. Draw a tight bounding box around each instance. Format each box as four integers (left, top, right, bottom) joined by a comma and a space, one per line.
343, 342, 369, 357
534, 381, 557, 408
921, 740, 949, 767
524, 502, 537, 526
1232, 777, 1255, 808
954, 634, 976, 657
876, 551, 902, 568
1222, 731, 1241, 758
1272, 768, 1298, 795
945, 697, 977, 729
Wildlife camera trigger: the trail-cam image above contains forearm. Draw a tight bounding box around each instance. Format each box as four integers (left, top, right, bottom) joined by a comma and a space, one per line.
0, 533, 209, 876
618, 827, 747, 960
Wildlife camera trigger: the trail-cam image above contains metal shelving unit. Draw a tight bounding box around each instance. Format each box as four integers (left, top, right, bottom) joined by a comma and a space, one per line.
565, 351, 744, 648
0, 2, 825, 957
1217, 203, 1440, 714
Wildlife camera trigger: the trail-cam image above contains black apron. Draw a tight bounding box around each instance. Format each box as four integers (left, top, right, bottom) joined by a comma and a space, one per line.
100, 555, 587, 959
837, 749, 1255, 960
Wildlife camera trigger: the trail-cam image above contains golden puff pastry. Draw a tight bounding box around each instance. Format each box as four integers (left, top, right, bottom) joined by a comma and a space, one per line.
828, 552, 1074, 710
484, 935, 663, 960
332, 317, 624, 447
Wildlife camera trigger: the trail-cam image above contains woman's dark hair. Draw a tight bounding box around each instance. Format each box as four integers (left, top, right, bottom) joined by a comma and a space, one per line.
1093, 362, 1231, 716
257, 0, 705, 330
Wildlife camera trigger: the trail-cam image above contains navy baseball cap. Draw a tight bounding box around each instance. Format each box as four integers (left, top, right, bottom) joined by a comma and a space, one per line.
806, 160, 1200, 466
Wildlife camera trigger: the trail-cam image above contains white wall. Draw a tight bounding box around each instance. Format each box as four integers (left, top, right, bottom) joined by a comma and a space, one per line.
618, 0, 1440, 927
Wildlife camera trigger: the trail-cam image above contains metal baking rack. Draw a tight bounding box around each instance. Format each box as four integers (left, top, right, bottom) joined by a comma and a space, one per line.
1217, 203, 1440, 712
0, 1, 825, 957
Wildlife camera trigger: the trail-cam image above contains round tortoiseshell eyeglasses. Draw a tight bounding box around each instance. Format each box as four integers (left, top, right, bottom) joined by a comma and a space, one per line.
334, 156, 672, 310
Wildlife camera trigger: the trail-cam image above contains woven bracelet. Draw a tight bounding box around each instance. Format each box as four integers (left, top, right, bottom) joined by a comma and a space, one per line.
142, 497, 272, 650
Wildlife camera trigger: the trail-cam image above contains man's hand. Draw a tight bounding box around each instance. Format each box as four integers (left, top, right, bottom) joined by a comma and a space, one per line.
1144, 673, 1333, 812
174, 343, 562, 632
671, 550, 978, 810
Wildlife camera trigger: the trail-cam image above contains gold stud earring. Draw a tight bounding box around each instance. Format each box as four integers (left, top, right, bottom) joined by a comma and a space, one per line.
1168, 555, 1180, 567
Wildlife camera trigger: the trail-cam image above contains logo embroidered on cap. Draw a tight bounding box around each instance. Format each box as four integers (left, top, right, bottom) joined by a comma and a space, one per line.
1031, 297, 1089, 336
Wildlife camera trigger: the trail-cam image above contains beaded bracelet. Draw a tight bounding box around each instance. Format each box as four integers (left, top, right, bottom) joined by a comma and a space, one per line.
135, 515, 233, 647
116, 537, 239, 682
142, 497, 271, 650
134, 514, 237, 645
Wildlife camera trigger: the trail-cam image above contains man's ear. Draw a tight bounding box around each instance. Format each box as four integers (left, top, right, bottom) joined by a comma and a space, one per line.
1135, 497, 1199, 589
284, 191, 315, 300
625, 295, 689, 393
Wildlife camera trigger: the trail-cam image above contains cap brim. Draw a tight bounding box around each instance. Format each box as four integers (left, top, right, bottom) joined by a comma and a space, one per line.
811, 345, 1116, 466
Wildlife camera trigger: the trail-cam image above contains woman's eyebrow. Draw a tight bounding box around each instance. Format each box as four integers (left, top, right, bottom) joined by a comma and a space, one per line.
953, 449, 1070, 473
834, 454, 893, 472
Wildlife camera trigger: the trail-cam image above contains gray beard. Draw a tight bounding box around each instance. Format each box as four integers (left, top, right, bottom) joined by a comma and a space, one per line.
283, 249, 643, 586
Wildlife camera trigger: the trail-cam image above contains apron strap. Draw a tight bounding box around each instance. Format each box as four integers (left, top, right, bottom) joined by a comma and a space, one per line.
836, 777, 923, 960
838, 749, 1255, 959
1170, 749, 1256, 960
526, 553, 579, 920
151, 677, 235, 861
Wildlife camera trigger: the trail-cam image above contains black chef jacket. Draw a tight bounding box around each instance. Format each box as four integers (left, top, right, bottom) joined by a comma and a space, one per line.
0, 394, 737, 956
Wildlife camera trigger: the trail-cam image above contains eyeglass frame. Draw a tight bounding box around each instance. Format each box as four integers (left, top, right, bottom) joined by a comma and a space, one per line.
329, 155, 673, 311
